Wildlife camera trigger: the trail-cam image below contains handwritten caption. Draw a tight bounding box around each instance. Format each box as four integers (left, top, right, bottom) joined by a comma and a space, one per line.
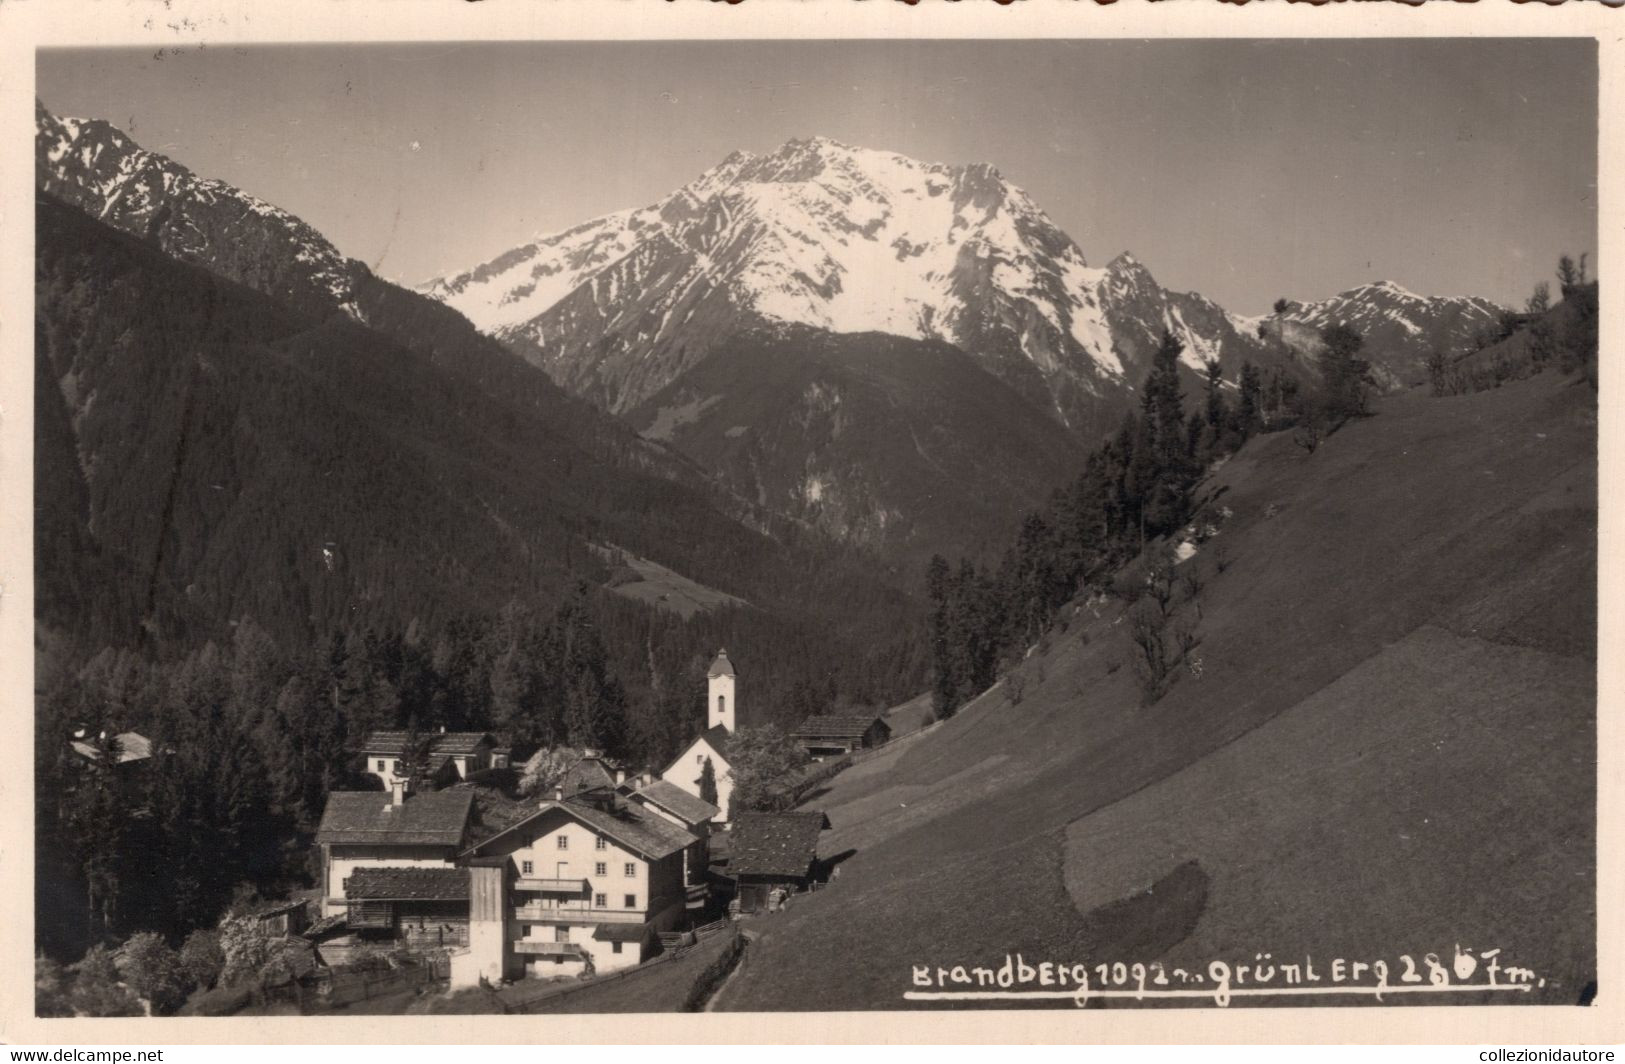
905, 946, 1544, 1007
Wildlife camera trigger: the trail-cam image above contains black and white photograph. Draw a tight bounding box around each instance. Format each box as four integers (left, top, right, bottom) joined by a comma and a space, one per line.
2, 2, 1616, 1044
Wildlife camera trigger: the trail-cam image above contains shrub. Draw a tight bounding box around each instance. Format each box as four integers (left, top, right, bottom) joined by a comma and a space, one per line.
179, 929, 225, 993
68, 945, 142, 1017
36, 953, 74, 1018
120, 932, 193, 1016
218, 916, 274, 987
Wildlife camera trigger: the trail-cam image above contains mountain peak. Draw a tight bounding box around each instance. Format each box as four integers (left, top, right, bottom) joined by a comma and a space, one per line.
1354, 279, 1423, 300
36, 101, 364, 318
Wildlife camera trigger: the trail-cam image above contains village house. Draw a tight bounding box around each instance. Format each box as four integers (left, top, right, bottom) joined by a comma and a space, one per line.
557, 752, 618, 797
458, 787, 699, 982
789, 714, 892, 760
627, 777, 720, 904
340, 867, 473, 952
727, 810, 830, 914
661, 649, 737, 824
359, 729, 498, 790
314, 782, 475, 918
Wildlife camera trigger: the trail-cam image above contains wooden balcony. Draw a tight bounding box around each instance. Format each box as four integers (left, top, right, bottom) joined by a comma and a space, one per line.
514, 940, 584, 957
515, 877, 589, 894
513, 904, 646, 924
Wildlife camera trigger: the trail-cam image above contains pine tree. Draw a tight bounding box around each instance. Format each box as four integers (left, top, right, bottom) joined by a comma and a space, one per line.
1236, 362, 1262, 435
1318, 324, 1373, 425
1203, 358, 1226, 428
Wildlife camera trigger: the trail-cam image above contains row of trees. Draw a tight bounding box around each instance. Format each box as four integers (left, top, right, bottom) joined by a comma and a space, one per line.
926, 331, 1295, 718
926, 320, 1377, 718
1428, 254, 1599, 397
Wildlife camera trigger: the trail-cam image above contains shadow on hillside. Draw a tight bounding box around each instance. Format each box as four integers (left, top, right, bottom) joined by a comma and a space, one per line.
1075, 859, 1210, 975
814, 848, 858, 884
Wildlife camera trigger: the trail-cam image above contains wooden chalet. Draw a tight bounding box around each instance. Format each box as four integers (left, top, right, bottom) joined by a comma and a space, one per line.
314, 786, 475, 917
789, 714, 892, 759
342, 867, 472, 950
726, 810, 831, 913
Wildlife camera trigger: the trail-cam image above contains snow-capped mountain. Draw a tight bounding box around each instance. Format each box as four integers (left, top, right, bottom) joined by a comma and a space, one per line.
425, 137, 1287, 434
1271, 281, 1504, 390
35, 98, 365, 318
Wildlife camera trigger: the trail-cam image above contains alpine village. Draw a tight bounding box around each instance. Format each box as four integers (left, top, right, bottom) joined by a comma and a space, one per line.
32, 82, 1597, 1018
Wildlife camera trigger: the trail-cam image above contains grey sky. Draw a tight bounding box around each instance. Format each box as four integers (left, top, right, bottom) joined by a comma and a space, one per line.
38, 38, 1596, 314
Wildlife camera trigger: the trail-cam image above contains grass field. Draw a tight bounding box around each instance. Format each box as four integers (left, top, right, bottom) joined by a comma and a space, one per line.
714, 371, 1596, 1011
590, 542, 749, 619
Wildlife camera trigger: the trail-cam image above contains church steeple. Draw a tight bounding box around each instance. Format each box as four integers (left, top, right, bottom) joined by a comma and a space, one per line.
708, 649, 736, 733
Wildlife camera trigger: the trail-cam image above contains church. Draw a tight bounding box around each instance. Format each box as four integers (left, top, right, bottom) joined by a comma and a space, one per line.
661, 649, 737, 825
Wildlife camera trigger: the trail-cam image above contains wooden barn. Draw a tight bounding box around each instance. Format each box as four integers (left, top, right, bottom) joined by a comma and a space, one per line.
341, 867, 472, 949
790, 714, 892, 760
727, 811, 831, 914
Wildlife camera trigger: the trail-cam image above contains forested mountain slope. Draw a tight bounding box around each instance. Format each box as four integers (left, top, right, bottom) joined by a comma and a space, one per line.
716, 369, 1595, 1010
626, 326, 1083, 575
35, 194, 926, 724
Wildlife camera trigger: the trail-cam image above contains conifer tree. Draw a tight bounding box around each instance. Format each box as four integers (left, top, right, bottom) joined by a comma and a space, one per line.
697, 756, 719, 807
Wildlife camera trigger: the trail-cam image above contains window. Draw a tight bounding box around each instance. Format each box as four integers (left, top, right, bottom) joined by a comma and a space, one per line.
718, 694, 726, 716
557, 835, 568, 850
594, 893, 607, 908
375, 759, 385, 771
623, 863, 636, 877
594, 862, 607, 876
554, 926, 569, 943
392, 760, 402, 772
696, 754, 704, 764
624, 894, 637, 909
594, 838, 607, 851
612, 942, 623, 955
521, 860, 533, 875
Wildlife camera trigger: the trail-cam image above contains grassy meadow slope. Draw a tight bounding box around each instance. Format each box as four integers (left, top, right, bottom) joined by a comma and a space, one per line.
716, 370, 1595, 1010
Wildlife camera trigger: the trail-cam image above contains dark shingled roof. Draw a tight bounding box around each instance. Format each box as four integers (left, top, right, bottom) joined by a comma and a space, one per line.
465, 793, 696, 862
687, 724, 732, 761
728, 811, 830, 879
791, 715, 891, 742
707, 650, 736, 678
359, 730, 494, 757
627, 779, 718, 828
315, 790, 474, 846
344, 867, 470, 902
559, 757, 617, 796
632, 779, 719, 826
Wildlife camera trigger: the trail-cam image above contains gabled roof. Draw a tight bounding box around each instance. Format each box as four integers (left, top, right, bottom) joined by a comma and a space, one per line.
359, 730, 494, 757
464, 793, 696, 862
791, 715, 891, 742
632, 778, 719, 826
707, 650, 736, 679
559, 756, 617, 796
344, 867, 470, 902
728, 811, 829, 879
315, 790, 474, 847
672, 724, 732, 767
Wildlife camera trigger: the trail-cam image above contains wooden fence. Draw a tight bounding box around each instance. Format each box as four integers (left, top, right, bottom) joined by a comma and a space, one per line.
308, 962, 443, 1009
778, 715, 948, 808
